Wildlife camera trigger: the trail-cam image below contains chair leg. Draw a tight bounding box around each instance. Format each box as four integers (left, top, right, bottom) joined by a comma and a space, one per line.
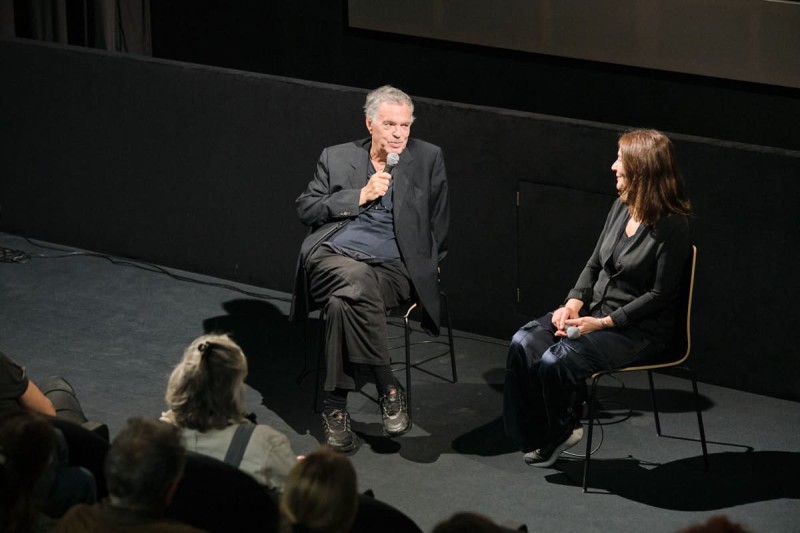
652, 367, 709, 470
313, 312, 326, 414
582, 376, 601, 492
296, 319, 312, 384
403, 315, 413, 429
647, 371, 663, 435
689, 371, 710, 469
440, 290, 458, 383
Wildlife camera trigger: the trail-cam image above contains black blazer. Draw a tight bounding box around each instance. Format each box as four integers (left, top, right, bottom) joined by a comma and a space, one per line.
290, 137, 450, 335
567, 199, 690, 345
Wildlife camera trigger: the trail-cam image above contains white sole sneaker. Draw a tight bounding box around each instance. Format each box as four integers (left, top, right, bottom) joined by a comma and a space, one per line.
524, 424, 584, 468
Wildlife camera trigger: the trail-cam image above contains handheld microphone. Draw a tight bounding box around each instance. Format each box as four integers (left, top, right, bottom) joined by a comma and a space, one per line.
365, 153, 401, 211
566, 326, 581, 340
384, 152, 400, 173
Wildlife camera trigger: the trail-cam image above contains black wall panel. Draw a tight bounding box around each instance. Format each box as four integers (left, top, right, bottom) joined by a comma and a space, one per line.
149, 0, 800, 152
2, 40, 799, 401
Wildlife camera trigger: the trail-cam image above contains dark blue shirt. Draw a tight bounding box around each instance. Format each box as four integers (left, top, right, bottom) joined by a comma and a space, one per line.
325, 160, 402, 262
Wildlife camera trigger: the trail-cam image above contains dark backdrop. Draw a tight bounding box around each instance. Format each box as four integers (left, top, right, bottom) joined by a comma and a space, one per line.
148, 0, 800, 151
2, 40, 799, 402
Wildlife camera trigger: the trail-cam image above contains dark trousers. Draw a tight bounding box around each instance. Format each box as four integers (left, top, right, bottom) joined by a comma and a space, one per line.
307, 246, 411, 391
503, 313, 659, 452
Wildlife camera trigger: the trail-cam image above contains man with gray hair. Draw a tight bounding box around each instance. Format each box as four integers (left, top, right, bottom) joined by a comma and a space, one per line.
57, 418, 202, 532
291, 85, 450, 453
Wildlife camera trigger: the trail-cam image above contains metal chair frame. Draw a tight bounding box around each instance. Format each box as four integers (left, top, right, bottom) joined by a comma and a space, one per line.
582, 245, 709, 491
311, 290, 457, 430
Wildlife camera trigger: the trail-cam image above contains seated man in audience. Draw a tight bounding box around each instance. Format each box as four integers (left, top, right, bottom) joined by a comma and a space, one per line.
57, 417, 203, 532
0, 348, 108, 439
1, 349, 58, 416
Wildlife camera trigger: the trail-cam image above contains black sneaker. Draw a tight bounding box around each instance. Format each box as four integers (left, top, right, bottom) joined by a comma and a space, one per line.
321, 409, 359, 453
380, 385, 410, 437
523, 423, 583, 468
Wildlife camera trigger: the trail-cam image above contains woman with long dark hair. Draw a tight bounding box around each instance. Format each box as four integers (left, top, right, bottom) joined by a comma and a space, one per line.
504, 129, 693, 467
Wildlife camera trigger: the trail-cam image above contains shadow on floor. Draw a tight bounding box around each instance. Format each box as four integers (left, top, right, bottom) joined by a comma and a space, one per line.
546, 450, 800, 509
202, 298, 320, 435
201, 297, 517, 462
200, 298, 722, 467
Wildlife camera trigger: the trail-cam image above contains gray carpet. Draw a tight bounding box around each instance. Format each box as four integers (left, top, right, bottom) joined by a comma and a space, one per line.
1, 233, 798, 532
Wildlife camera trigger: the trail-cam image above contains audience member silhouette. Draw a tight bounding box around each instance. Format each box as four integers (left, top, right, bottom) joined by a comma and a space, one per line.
0, 351, 100, 514
0, 410, 58, 533
280, 446, 422, 533
161, 334, 298, 491
0, 349, 107, 436
280, 446, 359, 533
57, 417, 203, 532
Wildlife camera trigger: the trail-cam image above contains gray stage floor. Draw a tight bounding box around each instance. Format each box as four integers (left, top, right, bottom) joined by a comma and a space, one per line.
1, 233, 798, 532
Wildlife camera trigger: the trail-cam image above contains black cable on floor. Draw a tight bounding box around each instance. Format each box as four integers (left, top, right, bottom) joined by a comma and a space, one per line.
0, 233, 292, 303
0, 246, 31, 263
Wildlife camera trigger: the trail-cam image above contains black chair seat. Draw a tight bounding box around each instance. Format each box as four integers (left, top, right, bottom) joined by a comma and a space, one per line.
168, 451, 279, 532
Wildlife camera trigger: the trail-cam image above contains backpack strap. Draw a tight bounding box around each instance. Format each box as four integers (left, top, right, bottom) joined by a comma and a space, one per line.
223, 423, 257, 467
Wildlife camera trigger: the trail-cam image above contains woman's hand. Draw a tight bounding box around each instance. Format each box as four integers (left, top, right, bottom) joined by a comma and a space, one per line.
552, 299, 582, 335
560, 315, 615, 338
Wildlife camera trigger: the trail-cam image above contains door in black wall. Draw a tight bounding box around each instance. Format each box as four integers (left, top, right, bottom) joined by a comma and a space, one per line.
516, 182, 615, 318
